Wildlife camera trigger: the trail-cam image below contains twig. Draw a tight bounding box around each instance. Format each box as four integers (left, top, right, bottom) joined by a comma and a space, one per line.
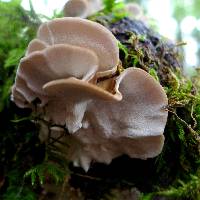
175, 41, 187, 47
71, 172, 102, 181
167, 109, 198, 136
58, 175, 69, 200
191, 104, 197, 129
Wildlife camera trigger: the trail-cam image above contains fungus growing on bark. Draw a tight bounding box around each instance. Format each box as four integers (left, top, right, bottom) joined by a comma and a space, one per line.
124, 3, 148, 23
63, 0, 89, 18
125, 3, 143, 19
12, 17, 168, 171
63, 0, 102, 18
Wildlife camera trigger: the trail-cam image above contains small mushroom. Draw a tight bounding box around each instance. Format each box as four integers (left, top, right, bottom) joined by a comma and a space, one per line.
63, 0, 89, 18
125, 3, 143, 19
63, 0, 103, 18
124, 3, 149, 24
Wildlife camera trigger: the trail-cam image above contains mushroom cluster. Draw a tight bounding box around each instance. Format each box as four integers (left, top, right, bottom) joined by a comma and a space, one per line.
11, 17, 168, 171
63, 0, 102, 18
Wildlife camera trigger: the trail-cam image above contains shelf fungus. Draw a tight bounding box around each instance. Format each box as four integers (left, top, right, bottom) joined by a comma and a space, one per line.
63, 0, 102, 18
11, 17, 168, 172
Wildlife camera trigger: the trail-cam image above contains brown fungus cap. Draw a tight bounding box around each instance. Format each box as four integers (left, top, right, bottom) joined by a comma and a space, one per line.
37, 17, 119, 77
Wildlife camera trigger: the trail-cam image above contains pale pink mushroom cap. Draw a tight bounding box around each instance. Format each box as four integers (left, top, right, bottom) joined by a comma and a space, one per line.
125, 3, 143, 19
37, 17, 119, 77
26, 39, 48, 55
87, 0, 103, 16
63, 0, 103, 18
15, 44, 98, 106
63, 0, 89, 18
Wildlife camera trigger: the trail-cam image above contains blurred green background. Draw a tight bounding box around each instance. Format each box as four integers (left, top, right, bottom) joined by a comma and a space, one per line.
14, 0, 200, 70
1, 0, 200, 70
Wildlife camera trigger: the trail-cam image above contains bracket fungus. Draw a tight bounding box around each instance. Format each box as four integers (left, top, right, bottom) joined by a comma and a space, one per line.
63, 0, 102, 18
12, 17, 168, 171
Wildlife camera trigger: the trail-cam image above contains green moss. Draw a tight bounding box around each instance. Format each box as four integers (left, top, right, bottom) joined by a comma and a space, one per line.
24, 162, 68, 186
140, 174, 200, 200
